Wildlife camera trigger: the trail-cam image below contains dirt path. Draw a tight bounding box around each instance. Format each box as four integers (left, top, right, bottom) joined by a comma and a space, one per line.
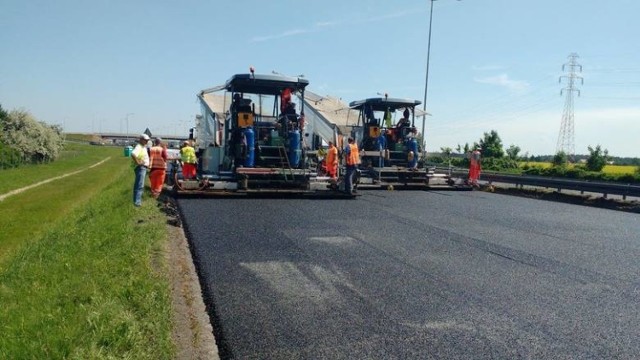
0, 158, 111, 202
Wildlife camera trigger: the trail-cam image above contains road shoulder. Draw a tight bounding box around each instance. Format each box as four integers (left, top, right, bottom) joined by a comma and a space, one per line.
481, 183, 640, 213
162, 198, 220, 360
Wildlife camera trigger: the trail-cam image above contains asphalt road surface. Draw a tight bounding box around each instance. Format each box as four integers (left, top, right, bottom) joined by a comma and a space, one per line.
178, 190, 640, 359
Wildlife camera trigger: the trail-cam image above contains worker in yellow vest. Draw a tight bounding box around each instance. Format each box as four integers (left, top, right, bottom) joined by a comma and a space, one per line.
180, 140, 197, 180
130, 134, 150, 207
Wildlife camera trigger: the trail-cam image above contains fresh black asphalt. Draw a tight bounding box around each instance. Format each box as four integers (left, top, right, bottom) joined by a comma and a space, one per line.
178, 190, 640, 359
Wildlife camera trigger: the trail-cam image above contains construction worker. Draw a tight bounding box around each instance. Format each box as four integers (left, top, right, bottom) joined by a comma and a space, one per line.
130, 134, 150, 207
149, 137, 167, 198
180, 140, 197, 180
344, 137, 360, 195
325, 141, 338, 179
468, 147, 482, 186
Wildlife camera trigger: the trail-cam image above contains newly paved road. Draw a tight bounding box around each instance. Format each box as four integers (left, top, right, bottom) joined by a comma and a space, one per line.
178, 190, 640, 359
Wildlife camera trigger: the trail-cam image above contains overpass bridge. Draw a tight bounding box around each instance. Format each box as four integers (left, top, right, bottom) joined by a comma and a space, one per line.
96, 132, 190, 148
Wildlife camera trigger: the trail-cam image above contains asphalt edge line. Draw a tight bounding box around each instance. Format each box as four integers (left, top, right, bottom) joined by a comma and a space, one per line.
0, 157, 112, 202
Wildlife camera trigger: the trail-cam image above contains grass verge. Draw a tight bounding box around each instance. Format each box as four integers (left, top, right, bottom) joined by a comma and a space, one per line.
0, 159, 174, 358
0, 152, 129, 264
0, 143, 123, 194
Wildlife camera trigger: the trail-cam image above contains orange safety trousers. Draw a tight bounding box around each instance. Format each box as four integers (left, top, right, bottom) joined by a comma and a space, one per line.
326, 162, 337, 178
182, 163, 197, 180
326, 147, 338, 178
468, 162, 480, 182
149, 168, 166, 198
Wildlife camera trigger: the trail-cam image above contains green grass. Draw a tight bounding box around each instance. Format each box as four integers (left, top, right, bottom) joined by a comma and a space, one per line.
0, 152, 129, 264
0, 143, 124, 195
0, 155, 175, 358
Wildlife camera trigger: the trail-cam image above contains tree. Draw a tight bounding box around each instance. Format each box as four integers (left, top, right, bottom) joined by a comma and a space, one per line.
552, 151, 568, 167
585, 145, 609, 172
456, 143, 470, 155
0, 104, 7, 122
440, 146, 453, 157
506, 145, 521, 160
478, 130, 504, 158
1, 109, 64, 163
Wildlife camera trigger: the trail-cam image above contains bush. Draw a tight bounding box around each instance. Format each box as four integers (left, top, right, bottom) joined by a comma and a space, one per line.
552, 151, 568, 167
585, 145, 609, 172
0, 141, 25, 169
426, 155, 445, 164
523, 165, 545, 176
0, 109, 64, 166
481, 157, 519, 172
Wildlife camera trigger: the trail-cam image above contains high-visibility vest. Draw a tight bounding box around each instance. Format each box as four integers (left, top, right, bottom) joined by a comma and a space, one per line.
131, 144, 149, 168
326, 146, 338, 165
180, 146, 196, 164
149, 146, 166, 170
346, 144, 360, 166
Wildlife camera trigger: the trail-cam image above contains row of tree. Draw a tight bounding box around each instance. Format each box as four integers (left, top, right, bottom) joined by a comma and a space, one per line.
434, 129, 625, 173
0, 104, 65, 169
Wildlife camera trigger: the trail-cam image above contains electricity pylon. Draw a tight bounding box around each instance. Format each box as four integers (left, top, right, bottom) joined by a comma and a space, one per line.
556, 53, 583, 159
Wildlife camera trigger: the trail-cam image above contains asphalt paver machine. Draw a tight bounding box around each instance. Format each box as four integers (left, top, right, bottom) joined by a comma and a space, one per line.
174, 72, 354, 197
349, 96, 468, 190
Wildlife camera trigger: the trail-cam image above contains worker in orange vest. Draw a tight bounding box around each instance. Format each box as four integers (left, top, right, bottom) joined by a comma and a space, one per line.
325, 141, 338, 179
344, 137, 360, 195
468, 147, 482, 186
149, 137, 168, 198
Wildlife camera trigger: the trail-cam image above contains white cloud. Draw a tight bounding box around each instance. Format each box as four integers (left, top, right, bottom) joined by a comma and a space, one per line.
250, 28, 310, 43
360, 9, 421, 23
250, 8, 421, 43
474, 74, 530, 92
315, 21, 337, 27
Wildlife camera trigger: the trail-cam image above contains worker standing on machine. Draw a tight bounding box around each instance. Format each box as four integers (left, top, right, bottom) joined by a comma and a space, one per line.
325, 141, 338, 179
180, 140, 197, 180
344, 137, 360, 195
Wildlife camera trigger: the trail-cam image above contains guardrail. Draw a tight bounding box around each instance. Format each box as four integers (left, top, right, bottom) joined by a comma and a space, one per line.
432, 166, 640, 200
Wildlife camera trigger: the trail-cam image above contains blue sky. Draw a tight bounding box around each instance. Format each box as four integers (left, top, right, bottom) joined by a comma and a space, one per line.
1, 0, 639, 157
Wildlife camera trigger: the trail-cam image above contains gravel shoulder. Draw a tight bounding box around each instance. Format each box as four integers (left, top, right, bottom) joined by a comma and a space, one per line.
161, 197, 220, 360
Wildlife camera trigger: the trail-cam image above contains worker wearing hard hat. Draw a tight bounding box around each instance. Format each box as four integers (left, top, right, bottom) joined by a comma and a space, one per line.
131, 134, 150, 207
180, 140, 197, 180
